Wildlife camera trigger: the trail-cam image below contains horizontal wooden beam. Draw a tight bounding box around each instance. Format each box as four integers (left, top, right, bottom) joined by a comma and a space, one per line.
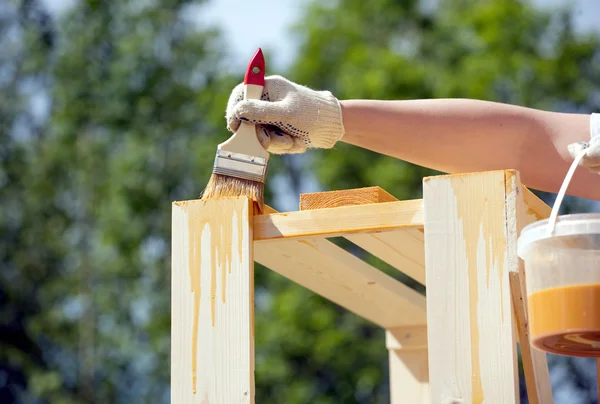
254, 237, 426, 329
254, 199, 424, 242
255, 181, 542, 245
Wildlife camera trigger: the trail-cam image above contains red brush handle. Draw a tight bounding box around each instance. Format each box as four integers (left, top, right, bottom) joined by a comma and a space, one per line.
244, 48, 265, 87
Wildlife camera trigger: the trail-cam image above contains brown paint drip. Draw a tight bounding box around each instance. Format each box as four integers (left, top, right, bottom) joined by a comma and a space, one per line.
180, 199, 246, 394
451, 174, 507, 403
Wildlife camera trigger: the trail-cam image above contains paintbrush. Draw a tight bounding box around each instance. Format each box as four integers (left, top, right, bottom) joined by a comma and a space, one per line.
201, 48, 269, 213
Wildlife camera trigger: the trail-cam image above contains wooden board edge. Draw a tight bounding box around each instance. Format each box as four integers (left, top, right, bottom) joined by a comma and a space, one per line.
254, 199, 424, 242
300, 186, 398, 210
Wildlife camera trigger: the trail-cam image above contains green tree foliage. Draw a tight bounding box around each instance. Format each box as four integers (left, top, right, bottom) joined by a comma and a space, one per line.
1, 0, 599, 403
1, 0, 235, 402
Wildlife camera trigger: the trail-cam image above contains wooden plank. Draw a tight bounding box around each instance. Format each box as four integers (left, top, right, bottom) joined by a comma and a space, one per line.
506, 171, 553, 404
254, 237, 426, 328
386, 325, 428, 351
386, 326, 429, 404
521, 186, 552, 221
299, 186, 397, 210
299, 188, 426, 285
423, 170, 519, 404
254, 199, 424, 242
171, 197, 254, 403
509, 272, 553, 404
389, 350, 429, 404
346, 229, 426, 285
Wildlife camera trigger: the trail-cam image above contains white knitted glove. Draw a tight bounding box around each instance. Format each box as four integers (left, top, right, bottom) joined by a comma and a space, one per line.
568, 113, 600, 171
225, 75, 345, 154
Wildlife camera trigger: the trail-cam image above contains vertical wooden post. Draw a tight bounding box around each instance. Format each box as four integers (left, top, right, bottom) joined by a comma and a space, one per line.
507, 171, 553, 404
386, 326, 429, 404
509, 271, 553, 404
171, 197, 254, 403
423, 171, 519, 403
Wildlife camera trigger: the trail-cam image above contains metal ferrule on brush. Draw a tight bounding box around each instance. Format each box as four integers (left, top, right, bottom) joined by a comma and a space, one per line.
212, 149, 268, 183
208, 48, 269, 185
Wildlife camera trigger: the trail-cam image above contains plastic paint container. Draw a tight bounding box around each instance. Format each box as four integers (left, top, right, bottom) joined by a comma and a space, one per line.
518, 213, 600, 357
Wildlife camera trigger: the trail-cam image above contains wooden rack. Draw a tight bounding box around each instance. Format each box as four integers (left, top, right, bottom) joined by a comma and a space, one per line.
170, 169, 555, 403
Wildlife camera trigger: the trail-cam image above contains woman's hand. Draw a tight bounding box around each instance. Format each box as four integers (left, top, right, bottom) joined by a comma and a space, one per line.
225, 75, 345, 154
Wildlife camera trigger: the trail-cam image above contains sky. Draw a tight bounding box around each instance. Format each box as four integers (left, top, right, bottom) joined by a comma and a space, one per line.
196, 0, 600, 72
195, 0, 309, 71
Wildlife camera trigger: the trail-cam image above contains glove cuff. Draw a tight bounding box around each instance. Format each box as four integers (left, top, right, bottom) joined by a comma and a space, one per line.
568, 113, 600, 169
310, 91, 345, 149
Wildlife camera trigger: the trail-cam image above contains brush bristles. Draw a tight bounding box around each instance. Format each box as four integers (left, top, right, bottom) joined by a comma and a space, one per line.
200, 173, 265, 214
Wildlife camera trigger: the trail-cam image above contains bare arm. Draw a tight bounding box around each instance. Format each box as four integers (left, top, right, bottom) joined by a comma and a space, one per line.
339, 98, 600, 201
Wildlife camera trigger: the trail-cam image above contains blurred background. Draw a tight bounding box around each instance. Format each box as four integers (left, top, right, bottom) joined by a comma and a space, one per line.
1, 0, 600, 403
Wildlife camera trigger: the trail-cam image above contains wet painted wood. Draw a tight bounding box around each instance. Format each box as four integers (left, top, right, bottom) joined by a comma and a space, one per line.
423, 170, 519, 404
171, 197, 254, 403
